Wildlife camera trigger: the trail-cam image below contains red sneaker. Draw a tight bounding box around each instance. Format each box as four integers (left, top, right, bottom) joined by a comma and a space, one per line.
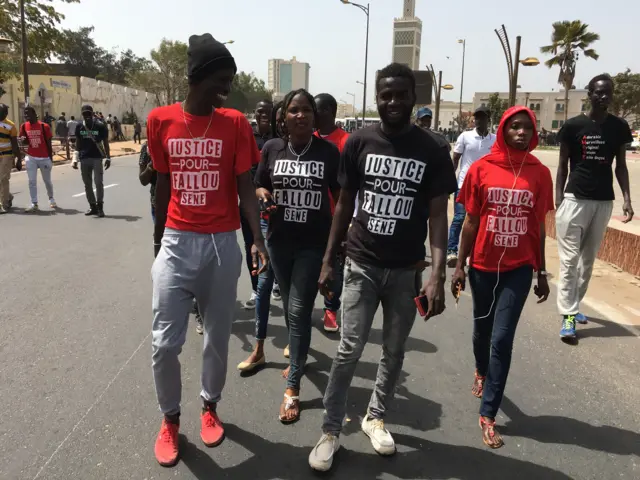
154, 419, 179, 467
201, 406, 225, 447
323, 310, 339, 332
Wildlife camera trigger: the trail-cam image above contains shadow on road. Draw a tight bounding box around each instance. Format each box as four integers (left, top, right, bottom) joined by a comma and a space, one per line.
103, 214, 142, 222
179, 423, 573, 480
575, 316, 639, 339
500, 396, 640, 455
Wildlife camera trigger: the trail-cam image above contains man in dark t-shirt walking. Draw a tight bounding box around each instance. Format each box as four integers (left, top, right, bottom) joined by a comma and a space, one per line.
309, 63, 457, 473
72, 104, 111, 217
555, 73, 634, 339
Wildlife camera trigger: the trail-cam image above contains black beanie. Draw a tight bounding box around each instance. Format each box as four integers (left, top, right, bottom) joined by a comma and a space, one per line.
187, 33, 237, 80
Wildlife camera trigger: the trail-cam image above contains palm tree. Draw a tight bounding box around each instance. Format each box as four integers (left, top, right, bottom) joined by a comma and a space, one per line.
540, 20, 599, 121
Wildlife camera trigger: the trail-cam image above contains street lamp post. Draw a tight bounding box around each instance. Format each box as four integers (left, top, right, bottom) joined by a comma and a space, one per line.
495, 25, 540, 107
426, 65, 442, 129
19, 0, 29, 105
457, 39, 466, 133
346, 91, 356, 117
341, 0, 370, 129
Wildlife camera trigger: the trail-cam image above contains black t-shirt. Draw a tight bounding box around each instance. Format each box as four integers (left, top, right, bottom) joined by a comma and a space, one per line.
75, 120, 108, 160
340, 124, 457, 268
255, 136, 340, 247
560, 114, 633, 200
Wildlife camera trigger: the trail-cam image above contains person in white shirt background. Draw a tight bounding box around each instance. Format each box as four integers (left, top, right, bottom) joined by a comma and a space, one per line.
446, 106, 496, 267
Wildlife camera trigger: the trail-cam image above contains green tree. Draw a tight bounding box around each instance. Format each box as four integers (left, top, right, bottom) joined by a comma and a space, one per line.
540, 20, 600, 121
144, 39, 188, 105
610, 69, 640, 121
226, 72, 271, 113
0, 0, 79, 90
487, 92, 509, 127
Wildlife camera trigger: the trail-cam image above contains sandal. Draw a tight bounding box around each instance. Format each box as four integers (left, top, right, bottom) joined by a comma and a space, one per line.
279, 393, 300, 424
479, 416, 504, 449
472, 371, 485, 398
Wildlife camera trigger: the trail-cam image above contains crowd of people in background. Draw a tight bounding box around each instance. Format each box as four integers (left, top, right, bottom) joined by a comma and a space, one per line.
0, 30, 634, 475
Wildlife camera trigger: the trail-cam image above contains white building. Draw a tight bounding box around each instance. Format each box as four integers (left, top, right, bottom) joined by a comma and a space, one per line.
268, 57, 310, 101
337, 103, 355, 118
392, 0, 422, 70
426, 100, 474, 130
472, 90, 589, 132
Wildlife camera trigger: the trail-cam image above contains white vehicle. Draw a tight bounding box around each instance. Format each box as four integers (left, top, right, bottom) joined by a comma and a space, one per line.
343, 117, 381, 132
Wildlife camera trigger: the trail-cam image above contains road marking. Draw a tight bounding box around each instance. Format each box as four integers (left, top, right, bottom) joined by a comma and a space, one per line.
72, 183, 118, 197
32, 331, 151, 480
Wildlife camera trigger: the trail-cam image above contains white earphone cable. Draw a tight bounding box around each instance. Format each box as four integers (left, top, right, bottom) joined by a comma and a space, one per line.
473, 149, 528, 321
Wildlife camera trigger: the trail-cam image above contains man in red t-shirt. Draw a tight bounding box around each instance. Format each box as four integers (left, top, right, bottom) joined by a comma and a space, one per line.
451, 106, 552, 449
147, 34, 268, 467
19, 106, 56, 212
314, 93, 349, 333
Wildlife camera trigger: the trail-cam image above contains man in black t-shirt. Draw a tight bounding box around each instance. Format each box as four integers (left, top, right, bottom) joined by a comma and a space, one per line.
556, 74, 634, 339
309, 63, 457, 473
72, 104, 111, 217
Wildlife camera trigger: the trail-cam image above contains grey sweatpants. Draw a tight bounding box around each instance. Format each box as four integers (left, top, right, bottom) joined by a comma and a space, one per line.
151, 228, 242, 415
556, 196, 613, 315
322, 257, 421, 435
80, 158, 104, 204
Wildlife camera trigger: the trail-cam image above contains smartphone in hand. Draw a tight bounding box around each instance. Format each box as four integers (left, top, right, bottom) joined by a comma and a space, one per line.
414, 295, 430, 317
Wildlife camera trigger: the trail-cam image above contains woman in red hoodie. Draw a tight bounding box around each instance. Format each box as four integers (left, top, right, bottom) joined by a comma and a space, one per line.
451, 106, 553, 448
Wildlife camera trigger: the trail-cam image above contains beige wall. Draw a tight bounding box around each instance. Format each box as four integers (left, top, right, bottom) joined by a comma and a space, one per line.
1, 74, 158, 124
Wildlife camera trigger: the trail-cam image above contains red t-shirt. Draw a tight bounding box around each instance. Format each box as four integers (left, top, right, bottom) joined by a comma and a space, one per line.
315, 127, 349, 153
457, 158, 554, 272
315, 128, 349, 213
147, 103, 259, 234
21, 121, 52, 158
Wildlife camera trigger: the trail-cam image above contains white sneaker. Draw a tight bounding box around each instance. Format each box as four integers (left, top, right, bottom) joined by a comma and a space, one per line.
446, 253, 458, 268
243, 291, 257, 309
361, 413, 396, 455
309, 433, 340, 472
25, 204, 39, 213
49, 198, 57, 209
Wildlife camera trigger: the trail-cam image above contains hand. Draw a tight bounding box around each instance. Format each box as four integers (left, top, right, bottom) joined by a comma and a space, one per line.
318, 261, 335, 299
104, 158, 111, 170
622, 201, 634, 223
154, 243, 161, 258
14, 158, 22, 171
421, 276, 446, 319
251, 240, 269, 276
257, 188, 277, 213
71, 160, 78, 170
534, 274, 550, 303
451, 267, 466, 299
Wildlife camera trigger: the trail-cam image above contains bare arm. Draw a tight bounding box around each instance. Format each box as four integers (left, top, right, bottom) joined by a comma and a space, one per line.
452, 152, 462, 172
322, 189, 356, 267
237, 171, 265, 246
102, 134, 111, 158
428, 194, 449, 282
615, 146, 632, 201
455, 214, 480, 271
556, 142, 570, 208
139, 162, 154, 186
153, 173, 170, 248
539, 221, 547, 272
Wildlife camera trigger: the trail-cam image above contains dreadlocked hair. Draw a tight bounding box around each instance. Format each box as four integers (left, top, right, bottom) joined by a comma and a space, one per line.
277, 89, 317, 141
271, 101, 284, 139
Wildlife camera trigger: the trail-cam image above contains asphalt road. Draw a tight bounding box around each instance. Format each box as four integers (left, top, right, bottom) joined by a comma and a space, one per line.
1, 155, 639, 480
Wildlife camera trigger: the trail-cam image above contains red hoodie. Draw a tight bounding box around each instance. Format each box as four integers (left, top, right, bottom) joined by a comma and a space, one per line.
456, 106, 553, 272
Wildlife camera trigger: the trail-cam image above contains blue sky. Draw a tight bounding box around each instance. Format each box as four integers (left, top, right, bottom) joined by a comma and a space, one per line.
55, 0, 638, 109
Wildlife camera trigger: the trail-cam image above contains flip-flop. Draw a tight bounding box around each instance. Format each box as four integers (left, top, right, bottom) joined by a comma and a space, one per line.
279, 393, 300, 424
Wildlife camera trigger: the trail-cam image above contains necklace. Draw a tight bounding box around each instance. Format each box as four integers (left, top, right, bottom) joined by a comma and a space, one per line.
181, 101, 214, 139
288, 136, 313, 160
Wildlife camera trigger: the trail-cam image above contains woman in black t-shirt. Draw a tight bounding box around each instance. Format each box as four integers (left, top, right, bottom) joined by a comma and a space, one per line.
255, 89, 340, 424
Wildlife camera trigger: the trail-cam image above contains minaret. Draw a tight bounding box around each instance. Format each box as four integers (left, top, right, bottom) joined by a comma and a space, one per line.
403, 0, 415, 17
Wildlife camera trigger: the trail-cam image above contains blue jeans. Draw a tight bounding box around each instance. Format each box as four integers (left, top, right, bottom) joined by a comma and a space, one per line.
267, 240, 323, 390
255, 218, 275, 340
324, 254, 345, 312
240, 211, 259, 293
322, 258, 421, 435
447, 188, 466, 254
469, 265, 532, 419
